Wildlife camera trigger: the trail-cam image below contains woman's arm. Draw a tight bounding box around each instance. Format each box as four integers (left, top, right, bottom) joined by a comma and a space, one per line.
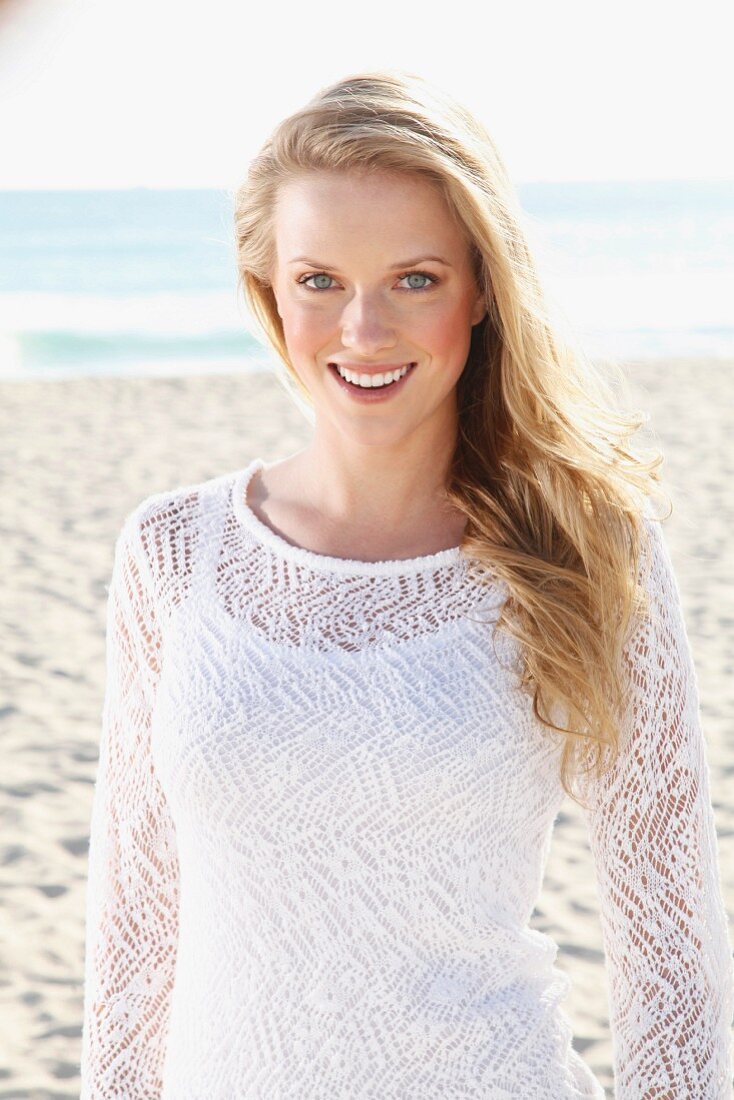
582, 517, 734, 1098
80, 508, 180, 1098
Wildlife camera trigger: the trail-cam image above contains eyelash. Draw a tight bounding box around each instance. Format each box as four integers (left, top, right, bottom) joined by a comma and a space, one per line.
297, 270, 439, 292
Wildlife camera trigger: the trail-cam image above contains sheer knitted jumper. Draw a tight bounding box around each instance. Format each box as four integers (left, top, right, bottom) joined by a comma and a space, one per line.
80, 456, 734, 1099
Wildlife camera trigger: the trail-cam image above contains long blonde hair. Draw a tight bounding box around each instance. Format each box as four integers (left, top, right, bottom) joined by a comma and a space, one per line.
232, 69, 669, 809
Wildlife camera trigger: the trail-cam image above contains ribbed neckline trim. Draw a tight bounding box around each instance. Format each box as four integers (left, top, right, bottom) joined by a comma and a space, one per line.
230, 457, 465, 577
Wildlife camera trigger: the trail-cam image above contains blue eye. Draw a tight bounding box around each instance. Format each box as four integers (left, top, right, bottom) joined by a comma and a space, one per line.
397, 271, 436, 290
300, 273, 335, 290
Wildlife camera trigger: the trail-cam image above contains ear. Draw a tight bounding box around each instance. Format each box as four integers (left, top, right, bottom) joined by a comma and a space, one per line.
269, 281, 283, 320
471, 291, 487, 327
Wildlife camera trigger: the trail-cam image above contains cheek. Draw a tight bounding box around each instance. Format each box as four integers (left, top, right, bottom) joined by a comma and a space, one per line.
414, 299, 474, 362
280, 302, 332, 354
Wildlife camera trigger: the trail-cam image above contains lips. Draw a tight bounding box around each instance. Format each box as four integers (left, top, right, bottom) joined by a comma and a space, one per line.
328, 361, 417, 399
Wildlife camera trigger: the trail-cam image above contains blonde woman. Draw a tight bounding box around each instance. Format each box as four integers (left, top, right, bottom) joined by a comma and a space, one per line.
80, 71, 734, 1098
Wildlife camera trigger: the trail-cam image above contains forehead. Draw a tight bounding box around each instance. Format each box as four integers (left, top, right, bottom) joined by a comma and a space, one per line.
272, 169, 465, 251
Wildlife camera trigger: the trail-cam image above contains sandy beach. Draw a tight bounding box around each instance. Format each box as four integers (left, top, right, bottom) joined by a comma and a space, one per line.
2, 358, 732, 1097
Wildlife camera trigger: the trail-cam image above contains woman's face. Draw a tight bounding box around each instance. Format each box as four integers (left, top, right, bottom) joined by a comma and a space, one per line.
269, 169, 487, 447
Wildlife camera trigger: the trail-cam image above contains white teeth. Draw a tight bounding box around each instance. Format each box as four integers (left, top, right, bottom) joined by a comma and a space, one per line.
334, 364, 411, 388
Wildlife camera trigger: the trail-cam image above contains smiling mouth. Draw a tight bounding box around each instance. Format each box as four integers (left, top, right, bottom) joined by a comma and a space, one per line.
328, 362, 417, 390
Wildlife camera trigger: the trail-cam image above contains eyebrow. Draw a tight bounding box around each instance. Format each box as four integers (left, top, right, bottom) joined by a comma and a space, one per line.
287, 255, 453, 268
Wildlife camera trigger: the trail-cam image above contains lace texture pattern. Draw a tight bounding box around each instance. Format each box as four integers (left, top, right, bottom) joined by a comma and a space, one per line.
80, 458, 734, 1098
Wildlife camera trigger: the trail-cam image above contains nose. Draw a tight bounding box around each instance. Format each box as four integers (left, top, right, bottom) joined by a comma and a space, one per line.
339, 290, 398, 356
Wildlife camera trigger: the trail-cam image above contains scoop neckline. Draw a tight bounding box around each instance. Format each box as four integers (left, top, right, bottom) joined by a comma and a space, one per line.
230, 457, 465, 577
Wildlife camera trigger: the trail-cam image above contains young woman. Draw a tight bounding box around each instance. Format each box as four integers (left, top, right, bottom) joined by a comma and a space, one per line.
80, 71, 734, 1098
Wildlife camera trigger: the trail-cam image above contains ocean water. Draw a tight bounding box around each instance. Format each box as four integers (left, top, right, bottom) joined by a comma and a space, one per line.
0, 181, 732, 381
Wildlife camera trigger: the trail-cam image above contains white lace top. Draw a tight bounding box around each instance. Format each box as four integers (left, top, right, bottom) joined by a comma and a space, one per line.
80, 456, 734, 1099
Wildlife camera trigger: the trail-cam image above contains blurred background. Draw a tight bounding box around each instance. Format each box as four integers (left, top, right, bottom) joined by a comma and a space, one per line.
1, 0, 732, 1096
1, 0, 733, 380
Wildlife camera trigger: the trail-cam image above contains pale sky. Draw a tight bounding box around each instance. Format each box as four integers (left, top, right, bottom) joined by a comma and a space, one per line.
0, 0, 732, 190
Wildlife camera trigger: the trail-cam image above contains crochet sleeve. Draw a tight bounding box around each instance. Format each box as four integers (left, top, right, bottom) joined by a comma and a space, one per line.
80, 508, 180, 1099
581, 517, 734, 1098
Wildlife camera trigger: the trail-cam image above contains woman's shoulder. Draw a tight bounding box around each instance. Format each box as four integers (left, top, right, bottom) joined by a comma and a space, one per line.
113, 463, 246, 594
121, 465, 241, 538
